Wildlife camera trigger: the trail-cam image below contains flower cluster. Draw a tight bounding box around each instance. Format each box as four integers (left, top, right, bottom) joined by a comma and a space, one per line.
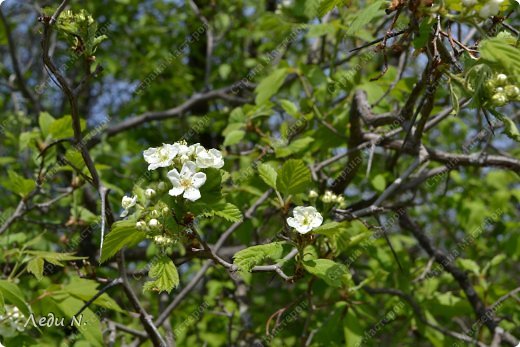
287, 206, 323, 234
143, 141, 224, 202
0, 306, 25, 337
461, 0, 504, 18
486, 73, 520, 107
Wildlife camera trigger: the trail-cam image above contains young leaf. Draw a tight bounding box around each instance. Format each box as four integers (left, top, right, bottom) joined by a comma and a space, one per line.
100, 220, 146, 263
346, 0, 384, 36
255, 68, 289, 104
233, 242, 286, 272
258, 163, 278, 189
27, 257, 45, 281
143, 256, 179, 294
3, 170, 35, 198
276, 159, 312, 195
303, 259, 347, 287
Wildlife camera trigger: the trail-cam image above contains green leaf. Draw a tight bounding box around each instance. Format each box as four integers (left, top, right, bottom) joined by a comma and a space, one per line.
143, 255, 179, 294
200, 202, 243, 222
456, 258, 480, 275
54, 296, 103, 347
276, 159, 312, 196
303, 259, 347, 287
491, 111, 520, 143
3, 170, 35, 197
480, 38, 520, 76
61, 277, 124, 312
223, 129, 245, 146
0, 291, 5, 315
48, 115, 74, 139
39, 112, 56, 138
275, 137, 314, 158
343, 309, 364, 347
100, 219, 146, 263
25, 250, 85, 267
280, 99, 299, 117
317, 0, 343, 17
346, 0, 384, 36
233, 242, 286, 272
258, 163, 278, 189
255, 68, 289, 104
371, 174, 386, 192
27, 257, 45, 281
0, 280, 31, 317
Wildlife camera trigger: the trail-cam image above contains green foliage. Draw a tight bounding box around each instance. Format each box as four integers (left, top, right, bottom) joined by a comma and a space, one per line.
100, 220, 146, 263
143, 255, 179, 294
276, 159, 312, 196
233, 242, 287, 272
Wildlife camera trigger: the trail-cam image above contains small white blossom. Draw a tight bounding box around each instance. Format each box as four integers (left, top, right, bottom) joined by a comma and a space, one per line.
195, 147, 225, 169
287, 206, 323, 234
167, 161, 207, 201
174, 142, 194, 164
308, 190, 318, 198
322, 190, 336, 203
120, 195, 137, 217
462, 0, 477, 5
145, 188, 156, 198
143, 144, 178, 170
149, 218, 160, 229
136, 220, 147, 231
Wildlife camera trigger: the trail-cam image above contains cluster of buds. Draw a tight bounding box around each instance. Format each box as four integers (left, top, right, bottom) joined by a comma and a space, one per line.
153, 235, 175, 246
486, 74, 520, 107
308, 190, 346, 207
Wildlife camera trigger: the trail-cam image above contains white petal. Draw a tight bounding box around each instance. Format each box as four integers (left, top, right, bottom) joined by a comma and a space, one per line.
292, 207, 306, 220
296, 224, 313, 234
167, 169, 181, 182
191, 172, 207, 188
143, 147, 159, 163
183, 187, 201, 201
120, 209, 129, 218
181, 161, 197, 176
310, 212, 323, 228
168, 187, 184, 196
287, 217, 300, 229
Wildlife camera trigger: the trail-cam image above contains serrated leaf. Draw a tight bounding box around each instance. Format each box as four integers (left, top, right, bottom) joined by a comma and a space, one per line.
25, 251, 85, 267
480, 38, 520, 76
0, 280, 31, 317
456, 258, 480, 275
275, 137, 314, 158
280, 99, 299, 117
317, 0, 343, 17
143, 256, 179, 294
100, 219, 146, 263
233, 242, 286, 272
214, 203, 243, 222
258, 163, 278, 189
303, 259, 347, 287
3, 170, 35, 197
27, 257, 45, 281
48, 115, 74, 139
343, 309, 364, 347
255, 68, 289, 104
276, 159, 312, 195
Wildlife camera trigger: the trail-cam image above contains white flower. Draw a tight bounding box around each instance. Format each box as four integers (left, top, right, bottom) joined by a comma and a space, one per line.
174, 142, 194, 164
145, 188, 156, 198
143, 144, 178, 170
287, 206, 323, 234
309, 190, 318, 198
462, 0, 477, 5
479, 1, 500, 18
167, 161, 207, 201
121, 195, 137, 217
195, 147, 225, 169
154, 235, 174, 246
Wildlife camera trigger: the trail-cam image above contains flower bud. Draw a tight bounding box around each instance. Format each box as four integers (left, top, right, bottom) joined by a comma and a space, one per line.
157, 182, 167, 192
148, 218, 160, 229
145, 188, 156, 198
491, 93, 508, 106
162, 207, 170, 215
150, 209, 160, 218
504, 85, 520, 100
136, 220, 147, 231
495, 87, 504, 93
309, 190, 318, 198
495, 74, 508, 85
